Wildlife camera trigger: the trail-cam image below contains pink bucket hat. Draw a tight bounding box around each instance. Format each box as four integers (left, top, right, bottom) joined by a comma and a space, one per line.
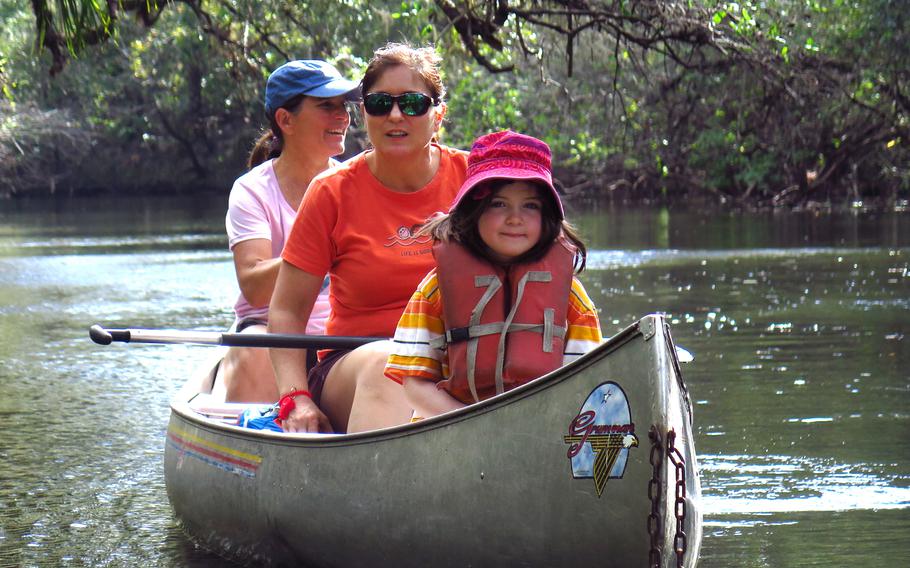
450, 130, 564, 218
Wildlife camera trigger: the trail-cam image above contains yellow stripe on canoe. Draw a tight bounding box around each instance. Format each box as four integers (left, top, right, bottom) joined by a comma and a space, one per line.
169, 424, 263, 465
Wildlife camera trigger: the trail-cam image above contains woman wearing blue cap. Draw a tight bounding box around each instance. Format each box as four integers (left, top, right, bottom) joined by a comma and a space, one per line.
219, 60, 360, 403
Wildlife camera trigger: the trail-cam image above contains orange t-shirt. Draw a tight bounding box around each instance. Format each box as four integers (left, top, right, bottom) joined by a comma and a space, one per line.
282, 144, 468, 339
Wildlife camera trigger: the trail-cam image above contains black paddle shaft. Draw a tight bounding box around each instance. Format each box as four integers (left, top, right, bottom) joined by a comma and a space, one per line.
89, 324, 383, 350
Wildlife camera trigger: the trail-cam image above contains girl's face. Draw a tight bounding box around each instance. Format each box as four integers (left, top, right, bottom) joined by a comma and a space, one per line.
280, 94, 351, 159
362, 65, 445, 158
477, 181, 544, 264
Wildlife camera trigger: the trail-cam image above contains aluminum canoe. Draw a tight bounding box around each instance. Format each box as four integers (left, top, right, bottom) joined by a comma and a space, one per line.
164, 313, 703, 567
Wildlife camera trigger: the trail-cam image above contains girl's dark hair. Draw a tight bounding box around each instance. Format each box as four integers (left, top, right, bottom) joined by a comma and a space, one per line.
421, 181, 588, 273
247, 93, 308, 169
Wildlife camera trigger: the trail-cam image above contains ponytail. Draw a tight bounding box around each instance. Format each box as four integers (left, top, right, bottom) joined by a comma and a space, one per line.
247, 93, 307, 169
247, 129, 282, 169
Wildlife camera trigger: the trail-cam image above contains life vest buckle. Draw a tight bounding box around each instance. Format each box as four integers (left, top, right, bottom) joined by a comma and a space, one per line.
446, 326, 471, 343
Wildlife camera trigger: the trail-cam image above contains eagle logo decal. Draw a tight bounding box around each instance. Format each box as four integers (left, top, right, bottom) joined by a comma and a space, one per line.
564, 381, 638, 497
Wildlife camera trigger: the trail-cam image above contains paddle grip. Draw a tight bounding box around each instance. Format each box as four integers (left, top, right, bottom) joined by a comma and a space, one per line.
89, 325, 131, 345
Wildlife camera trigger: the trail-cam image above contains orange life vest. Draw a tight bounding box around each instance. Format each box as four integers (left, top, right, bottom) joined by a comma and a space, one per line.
432, 238, 575, 404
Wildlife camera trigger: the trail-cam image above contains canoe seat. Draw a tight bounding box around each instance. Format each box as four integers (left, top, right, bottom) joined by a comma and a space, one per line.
188, 393, 253, 424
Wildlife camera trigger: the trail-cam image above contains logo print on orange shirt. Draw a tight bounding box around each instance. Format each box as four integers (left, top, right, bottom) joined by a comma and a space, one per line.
385, 224, 432, 247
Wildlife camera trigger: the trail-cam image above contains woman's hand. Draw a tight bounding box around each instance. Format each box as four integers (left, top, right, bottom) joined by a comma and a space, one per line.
282, 395, 334, 433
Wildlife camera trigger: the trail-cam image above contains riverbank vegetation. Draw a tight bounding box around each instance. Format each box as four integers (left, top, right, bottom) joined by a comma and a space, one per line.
1, 1, 907, 208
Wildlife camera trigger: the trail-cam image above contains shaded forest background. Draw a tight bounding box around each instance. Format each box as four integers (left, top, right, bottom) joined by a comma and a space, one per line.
0, 0, 907, 208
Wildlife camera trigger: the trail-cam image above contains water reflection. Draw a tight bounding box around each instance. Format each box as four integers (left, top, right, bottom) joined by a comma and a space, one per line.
702, 454, 910, 513
572, 201, 910, 250
0, 197, 907, 567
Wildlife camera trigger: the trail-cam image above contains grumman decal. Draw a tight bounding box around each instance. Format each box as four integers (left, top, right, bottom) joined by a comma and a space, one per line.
564, 381, 638, 497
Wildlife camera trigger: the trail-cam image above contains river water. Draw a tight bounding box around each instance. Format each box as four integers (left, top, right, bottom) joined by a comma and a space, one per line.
0, 195, 907, 567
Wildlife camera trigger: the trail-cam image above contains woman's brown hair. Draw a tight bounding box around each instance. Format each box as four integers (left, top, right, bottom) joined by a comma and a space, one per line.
246, 93, 308, 169
360, 42, 445, 101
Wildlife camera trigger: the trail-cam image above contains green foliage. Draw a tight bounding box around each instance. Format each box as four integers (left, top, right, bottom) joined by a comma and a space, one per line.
2, 0, 908, 205
688, 118, 779, 194
2, 0, 453, 195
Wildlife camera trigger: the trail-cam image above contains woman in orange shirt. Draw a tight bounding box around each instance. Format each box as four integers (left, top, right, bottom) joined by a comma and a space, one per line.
268, 43, 468, 433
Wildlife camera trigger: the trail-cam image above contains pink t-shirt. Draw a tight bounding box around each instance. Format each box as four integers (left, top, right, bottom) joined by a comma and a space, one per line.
226, 159, 331, 334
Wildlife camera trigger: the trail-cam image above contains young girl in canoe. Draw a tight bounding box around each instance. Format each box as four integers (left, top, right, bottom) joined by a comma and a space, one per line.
383, 130, 603, 419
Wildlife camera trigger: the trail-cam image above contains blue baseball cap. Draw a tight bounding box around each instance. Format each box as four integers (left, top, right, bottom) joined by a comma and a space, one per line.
264, 60, 360, 117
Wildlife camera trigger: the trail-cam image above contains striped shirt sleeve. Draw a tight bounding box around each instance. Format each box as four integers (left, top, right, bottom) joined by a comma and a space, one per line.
384, 269, 448, 384
564, 277, 603, 364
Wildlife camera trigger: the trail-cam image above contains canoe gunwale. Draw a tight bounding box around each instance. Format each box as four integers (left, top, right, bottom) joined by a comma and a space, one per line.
662, 318, 695, 426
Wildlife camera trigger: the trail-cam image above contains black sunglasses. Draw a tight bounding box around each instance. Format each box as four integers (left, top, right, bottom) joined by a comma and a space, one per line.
362, 92, 438, 117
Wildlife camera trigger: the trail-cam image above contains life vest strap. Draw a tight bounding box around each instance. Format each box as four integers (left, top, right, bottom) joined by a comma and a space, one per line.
543, 308, 555, 353
466, 274, 502, 402
494, 270, 554, 395
429, 322, 567, 350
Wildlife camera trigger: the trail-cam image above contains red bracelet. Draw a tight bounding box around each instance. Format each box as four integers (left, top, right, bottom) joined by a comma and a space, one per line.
277, 389, 312, 423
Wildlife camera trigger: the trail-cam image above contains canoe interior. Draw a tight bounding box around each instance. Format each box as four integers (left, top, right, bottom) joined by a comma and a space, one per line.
165, 314, 703, 567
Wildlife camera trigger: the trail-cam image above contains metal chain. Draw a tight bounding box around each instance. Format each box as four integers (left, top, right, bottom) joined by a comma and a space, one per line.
648, 427, 690, 568
647, 426, 663, 568
666, 430, 688, 568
